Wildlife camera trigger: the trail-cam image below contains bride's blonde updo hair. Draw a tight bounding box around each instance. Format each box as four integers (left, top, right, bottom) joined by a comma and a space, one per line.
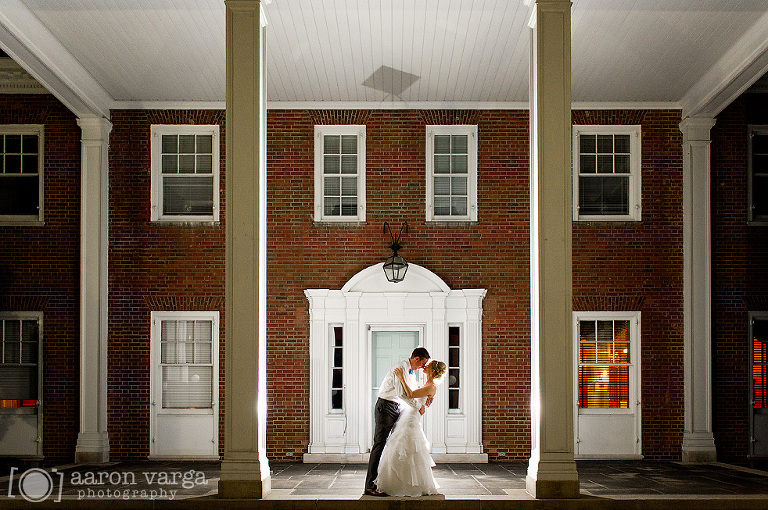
429, 360, 447, 381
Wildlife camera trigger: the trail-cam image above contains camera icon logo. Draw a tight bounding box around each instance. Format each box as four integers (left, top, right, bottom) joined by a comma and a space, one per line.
7, 467, 63, 503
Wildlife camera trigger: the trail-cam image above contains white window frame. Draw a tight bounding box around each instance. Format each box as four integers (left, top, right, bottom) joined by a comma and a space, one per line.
573, 310, 641, 416
150, 311, 219, 415
426, 125, 478, 222
314, 125, 366, 222
150, 125, 220, 223
748, 125, 768, 224
572, 125, 641, 222
0, 125, 44, 225
447, 324, 462, 414
329, 324, 344, 413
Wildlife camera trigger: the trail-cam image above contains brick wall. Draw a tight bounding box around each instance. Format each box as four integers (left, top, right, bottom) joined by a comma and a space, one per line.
0, 94, 81, 463
266, 108, 685, 461
108, 110, 226, 459
711, 94, 768, 464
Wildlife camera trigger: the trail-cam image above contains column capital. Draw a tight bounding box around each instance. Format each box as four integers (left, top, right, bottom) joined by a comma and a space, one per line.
77, 115, 112, 140
679, 116, 716, 142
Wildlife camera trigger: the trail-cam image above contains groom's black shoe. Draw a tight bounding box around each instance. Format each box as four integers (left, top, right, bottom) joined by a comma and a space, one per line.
364, 488, 389, 497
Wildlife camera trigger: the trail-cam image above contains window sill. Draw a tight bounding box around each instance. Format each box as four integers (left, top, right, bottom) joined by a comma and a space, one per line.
0, 219, 44, 227
150, 219, 220, 227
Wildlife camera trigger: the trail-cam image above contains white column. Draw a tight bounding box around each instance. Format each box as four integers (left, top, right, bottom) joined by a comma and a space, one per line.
75, 115, 111, 463
680, 117, 717, 463
220, 0, 270, 498
526, 0, 579, 498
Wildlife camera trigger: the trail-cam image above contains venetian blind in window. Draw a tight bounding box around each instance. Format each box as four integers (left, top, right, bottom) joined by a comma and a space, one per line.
0, 318, 39, 408
160, 320, 213, 409
578, 319, 630, 409
161, 134, 214, 216
578, 133, 631, 216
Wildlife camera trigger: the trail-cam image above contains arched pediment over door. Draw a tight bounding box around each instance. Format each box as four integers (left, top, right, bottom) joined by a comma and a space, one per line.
304, 263, 487, 463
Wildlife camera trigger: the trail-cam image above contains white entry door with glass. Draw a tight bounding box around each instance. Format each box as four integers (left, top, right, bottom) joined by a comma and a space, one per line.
150, 311, 219, 459
574, 311, 641, 458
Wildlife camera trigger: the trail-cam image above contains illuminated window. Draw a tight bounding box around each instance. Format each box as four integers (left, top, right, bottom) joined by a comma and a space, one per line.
754, 318, 768, 409
578, 317, 634, 409
331, 326, 343, 410
0, 314, 40, 409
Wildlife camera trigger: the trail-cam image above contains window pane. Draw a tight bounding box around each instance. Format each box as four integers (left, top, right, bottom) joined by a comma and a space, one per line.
163, 176, 214, 215
341, 197, 357, 216
579, 320, 596, 343
597, 321, 613, 343
451, 197, 467, 215
0, 175, 39, 215
341, 135, 357, 154
614, 135, 630, 153
754, 134, 768, 154
597, 135, 613, 153
196, 155, 213, 174
331, 390, 343, 409
162, 155, 177, 173
332, 368, 342, 388
449, 389, 459, 409
614, 320, 630, 342
578, 366, 629, 408
324, 135, 340, 154
452, 155, 468, 174
597, 154, 613, 173
341, 177, 357, 196
5, 135, 21, 153
0, 366, 36, 400
178, 135, 195, 153
755, 365, 768, 409
334, 327, 343, 347
448, 327, 460, 347
434, 135, 451, 153
162, 135, 178, 153
434, 155, 451, 173
324, 197, 340, 216
452, 176, 467, 195
434, 196, 450, 216
579, 134, 596, 154
196, 134, 213, 154
21, 155, 37, 173
579, 176, 629, 215
324, 155, 340, 174
754, 175, 768, 219
452, 135, 468, 153
449, 348, 459, 367
178, 154, 195, 173
615, 154, 630, 173
580, 341, 596, 364
340, 155, 357, 174
162, 365, 212, 409
5, 155, 20, 173
580, 155, 596, 174
614, 342, 630, 363
596, 342, 612, 363
754, 154, 768, 174
324, 176, 340, 196
434, 176, 451, 195
448, 369, 459, 387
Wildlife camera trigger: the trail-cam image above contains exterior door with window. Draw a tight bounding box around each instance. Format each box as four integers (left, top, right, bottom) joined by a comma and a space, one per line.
751, 314, 768, 456
0, 314, 42, 458
574, 312, 641, 458
150, 312, 219, 458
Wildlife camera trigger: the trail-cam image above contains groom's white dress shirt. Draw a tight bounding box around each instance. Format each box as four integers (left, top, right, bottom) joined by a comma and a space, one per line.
378, 359, 416, 402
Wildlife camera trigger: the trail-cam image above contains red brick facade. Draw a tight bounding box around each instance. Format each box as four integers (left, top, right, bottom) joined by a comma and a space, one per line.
1, 97, 691, 463
711, 94, 768, 464
0, 95, 81, 463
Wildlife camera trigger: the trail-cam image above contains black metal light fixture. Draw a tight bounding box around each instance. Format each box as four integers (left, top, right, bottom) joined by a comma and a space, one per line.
383, 221, 409, 283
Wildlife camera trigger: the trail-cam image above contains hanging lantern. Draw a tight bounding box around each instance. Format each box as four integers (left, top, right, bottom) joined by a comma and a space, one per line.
383, 222, 409, 283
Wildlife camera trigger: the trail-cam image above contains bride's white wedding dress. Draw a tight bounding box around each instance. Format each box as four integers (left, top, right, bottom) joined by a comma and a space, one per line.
374, 396, 439, 497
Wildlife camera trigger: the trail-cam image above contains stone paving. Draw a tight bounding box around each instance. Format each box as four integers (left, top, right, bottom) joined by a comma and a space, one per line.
2, 459, 768, 503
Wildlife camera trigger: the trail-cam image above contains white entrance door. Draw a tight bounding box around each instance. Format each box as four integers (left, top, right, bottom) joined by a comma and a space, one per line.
574, 312, 641, 458
150, 312, 219, 459
371, 331, 419, 442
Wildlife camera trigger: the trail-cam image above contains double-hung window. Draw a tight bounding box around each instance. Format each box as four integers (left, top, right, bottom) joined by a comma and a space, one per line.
748, 125, 768, 223
150, 125, 220, 222
573, 125, 641, 221
0, 125, 43, 224
426, 125, 477, 221
0, 313, 41, 410
314, 125, 366, 222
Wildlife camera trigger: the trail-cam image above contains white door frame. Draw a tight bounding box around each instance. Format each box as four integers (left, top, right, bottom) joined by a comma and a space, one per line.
304, 263, 487, 463
573, 310, 642, 459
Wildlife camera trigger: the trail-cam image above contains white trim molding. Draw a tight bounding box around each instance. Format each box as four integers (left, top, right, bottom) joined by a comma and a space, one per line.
304, 263, 487, 463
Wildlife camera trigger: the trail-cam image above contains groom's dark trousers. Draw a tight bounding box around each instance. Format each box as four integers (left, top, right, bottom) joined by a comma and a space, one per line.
365, 397, 401, 491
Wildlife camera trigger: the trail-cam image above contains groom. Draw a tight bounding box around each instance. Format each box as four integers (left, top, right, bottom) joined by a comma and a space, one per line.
364, 347, 431, 497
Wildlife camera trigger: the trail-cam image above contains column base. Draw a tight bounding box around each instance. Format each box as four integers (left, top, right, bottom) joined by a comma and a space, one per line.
74, 432, 110, 464
218, 458, 271, 499
526, 456, 580, 499
682, 432, 717, 463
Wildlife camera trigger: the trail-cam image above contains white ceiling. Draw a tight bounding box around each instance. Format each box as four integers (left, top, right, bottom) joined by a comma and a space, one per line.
1, 0, 768, 118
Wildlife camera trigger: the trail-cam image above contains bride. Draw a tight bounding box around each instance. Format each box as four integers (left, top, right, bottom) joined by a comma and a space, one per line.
374, 359, 447, 497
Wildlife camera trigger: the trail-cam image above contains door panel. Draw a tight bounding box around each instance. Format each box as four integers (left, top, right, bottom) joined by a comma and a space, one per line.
370, 331, 418, 442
